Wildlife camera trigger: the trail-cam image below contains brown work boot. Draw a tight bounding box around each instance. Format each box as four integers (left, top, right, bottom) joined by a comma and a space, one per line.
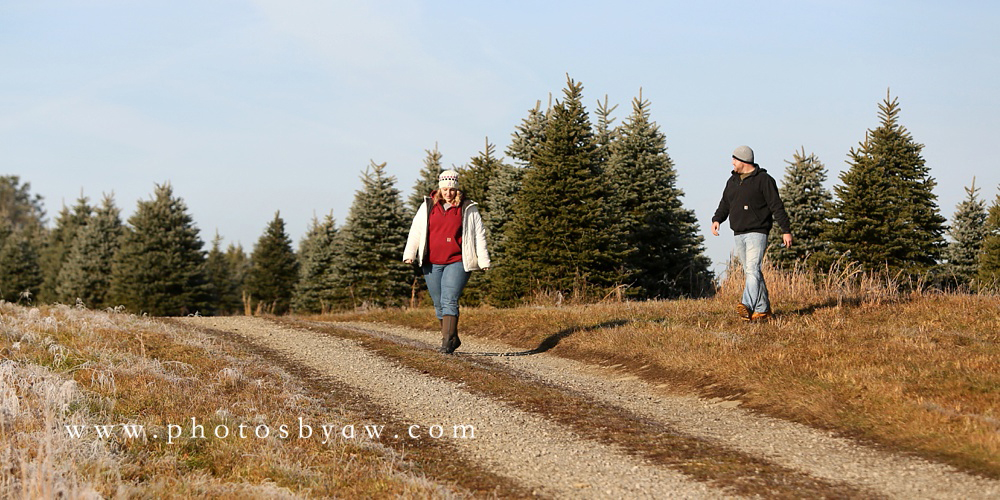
442, 315, 461, 354
439, 316, 450, 353
735, 303, 752, 321
750, 311, 773, 322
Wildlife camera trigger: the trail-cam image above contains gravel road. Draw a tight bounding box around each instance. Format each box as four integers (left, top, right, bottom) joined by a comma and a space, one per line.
178, 316, 1000, 499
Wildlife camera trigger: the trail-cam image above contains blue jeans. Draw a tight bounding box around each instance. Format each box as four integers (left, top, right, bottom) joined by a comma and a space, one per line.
734, 232, 770, 313
422, 262, 471, 318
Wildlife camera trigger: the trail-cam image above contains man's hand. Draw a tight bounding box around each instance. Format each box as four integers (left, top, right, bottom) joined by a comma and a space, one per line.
711, 221, 720, 237
782, 233, 793, 248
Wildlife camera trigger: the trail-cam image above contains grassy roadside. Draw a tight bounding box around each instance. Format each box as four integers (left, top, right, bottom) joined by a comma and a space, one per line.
319, 270, 1000, 480
0, 303, 450, 498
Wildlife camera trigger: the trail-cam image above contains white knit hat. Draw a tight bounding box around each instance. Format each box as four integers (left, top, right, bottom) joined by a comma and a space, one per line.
438, 169, 459, 189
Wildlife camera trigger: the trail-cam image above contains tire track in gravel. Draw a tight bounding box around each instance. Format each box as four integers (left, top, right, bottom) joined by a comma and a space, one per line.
325, 319, 1000, 500
178, 316, 730, 499
282, 318, 877, 499
168, 318, 536, 499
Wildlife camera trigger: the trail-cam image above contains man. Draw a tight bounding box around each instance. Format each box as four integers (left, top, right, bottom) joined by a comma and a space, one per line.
711, 145, 792, 321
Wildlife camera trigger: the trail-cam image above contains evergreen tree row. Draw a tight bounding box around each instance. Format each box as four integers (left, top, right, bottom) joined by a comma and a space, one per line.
4, 85, 1000, 313
766, 91, 999, 289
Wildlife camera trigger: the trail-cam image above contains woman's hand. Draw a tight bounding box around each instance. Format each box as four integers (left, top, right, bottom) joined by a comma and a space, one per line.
404, 259, 413, 265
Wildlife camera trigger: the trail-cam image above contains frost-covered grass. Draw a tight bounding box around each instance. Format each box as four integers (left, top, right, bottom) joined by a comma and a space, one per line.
0, 302, 446, 498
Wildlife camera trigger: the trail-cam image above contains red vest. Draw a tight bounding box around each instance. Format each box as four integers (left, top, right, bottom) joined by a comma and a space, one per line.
427, 202, 462, 265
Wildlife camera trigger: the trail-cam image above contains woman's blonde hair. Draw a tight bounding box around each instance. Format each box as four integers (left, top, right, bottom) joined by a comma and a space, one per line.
432, 189, 463, 206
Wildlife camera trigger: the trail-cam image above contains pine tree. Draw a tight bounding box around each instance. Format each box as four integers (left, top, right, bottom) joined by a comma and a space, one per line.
605, 92, 713, 298
593, 95, 619, 168
55, 194, 123, 308
458, 139, 505, 213
245, 212, 299, 315
455, 141, 509, 304
332, 161, 412, 308
824, 92, 947, 275
0, 226, 43, 303
0, 175, 46, 231
491, 76, 629, 303
39, 196, 92, 303
205, 233, 250, 315
0, 177, 45, 303
940, 178, 988, 287
109, 183, 211, 315
482, 163, 523, 271
767, 148, 833, 269
292, 212, 340, 313
407, 145, 443, 214
205, 233, 230, 314
225, 243, 251, 313
978, 190, 1000, 287
506, 99, 549, 168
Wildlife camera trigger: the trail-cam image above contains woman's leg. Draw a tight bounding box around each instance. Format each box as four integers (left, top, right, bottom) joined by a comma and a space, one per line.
440, 262, 471, 353
422, 264, 444, 320
439, 262, 471, 318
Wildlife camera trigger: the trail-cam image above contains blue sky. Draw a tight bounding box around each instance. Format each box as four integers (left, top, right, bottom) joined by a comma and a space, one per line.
2, 0, 998, 274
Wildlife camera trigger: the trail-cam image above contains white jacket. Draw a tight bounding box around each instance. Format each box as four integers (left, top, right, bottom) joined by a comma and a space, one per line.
403, 198, 491, 271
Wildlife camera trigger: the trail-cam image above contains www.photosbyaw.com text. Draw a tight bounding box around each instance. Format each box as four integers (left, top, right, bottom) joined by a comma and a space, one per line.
63, 417, 476, 444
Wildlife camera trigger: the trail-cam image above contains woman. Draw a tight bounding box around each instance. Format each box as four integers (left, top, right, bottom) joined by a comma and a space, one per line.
403, 170, 490, 354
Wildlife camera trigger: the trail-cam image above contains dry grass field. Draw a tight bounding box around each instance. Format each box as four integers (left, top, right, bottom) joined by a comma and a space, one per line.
2, 261, 998, 496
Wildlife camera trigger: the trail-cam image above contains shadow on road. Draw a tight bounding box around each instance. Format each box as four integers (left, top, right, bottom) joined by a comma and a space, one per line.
464, 319, 630, 357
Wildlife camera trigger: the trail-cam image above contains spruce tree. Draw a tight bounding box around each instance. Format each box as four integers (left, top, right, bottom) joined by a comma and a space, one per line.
109, 183, 211, 315
941, 178, 988, 287
245, 211, 299, 315
506, 100, 549, 168
824, 92, 947, 275
205, 233, 249, 315
458, 139, 505, 213
606, 92, 712, 298
978, 190, 1000, 287
55, 194, 123, 308
767, 148, 833, 269
455, 141, 509, 304
482, 163, 523, 272
205, 233, 230, 314
225, 243, 251, 313
0, 226, 43, 303
0, 177, 45, 303
407, 145, 443, 214
292, 213, 340, 313
491, 76, 629, 303
0, 175, 46, 231
39, 196, 92, 303
593, 95, 619, 168
332, 161, 411, 308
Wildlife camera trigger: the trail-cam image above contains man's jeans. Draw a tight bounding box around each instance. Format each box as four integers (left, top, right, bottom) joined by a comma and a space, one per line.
734, 232, 770, 313
422, 262, 471, 319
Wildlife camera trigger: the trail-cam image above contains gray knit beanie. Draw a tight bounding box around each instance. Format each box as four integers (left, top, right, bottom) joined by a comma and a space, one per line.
732, 145, 756, 165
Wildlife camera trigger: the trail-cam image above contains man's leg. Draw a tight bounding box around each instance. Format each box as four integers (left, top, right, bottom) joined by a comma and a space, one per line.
733, 234, 752, 320
742, 232, 771, 314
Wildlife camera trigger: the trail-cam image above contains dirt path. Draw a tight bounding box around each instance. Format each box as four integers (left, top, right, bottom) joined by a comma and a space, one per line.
178, 316, 1000, 499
